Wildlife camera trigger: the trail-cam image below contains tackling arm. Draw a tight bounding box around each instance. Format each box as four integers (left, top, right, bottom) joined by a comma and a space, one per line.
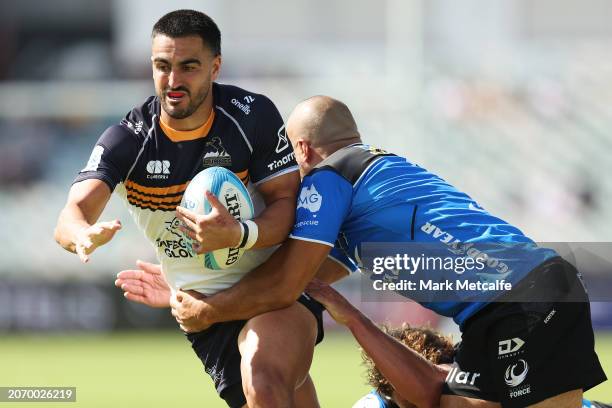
199, 238, 332, 323
306, 280, 447, 408
344, 308, 446, 408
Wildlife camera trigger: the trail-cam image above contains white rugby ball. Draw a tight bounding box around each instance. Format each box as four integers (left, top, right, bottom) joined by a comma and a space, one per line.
180, 166, 254, 269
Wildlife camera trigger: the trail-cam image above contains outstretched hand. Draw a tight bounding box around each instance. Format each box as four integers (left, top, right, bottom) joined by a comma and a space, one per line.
175, 191, 241, 254
306, 279, 361, 327
75, 219, 122, 263
115, 260, 171, 308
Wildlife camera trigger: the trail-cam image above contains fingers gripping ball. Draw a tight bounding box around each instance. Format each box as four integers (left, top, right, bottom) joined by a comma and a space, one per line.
180, 167, 254, 269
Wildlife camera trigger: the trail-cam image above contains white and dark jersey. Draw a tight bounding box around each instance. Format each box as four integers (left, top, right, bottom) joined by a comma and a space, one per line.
75, 82, 298, 294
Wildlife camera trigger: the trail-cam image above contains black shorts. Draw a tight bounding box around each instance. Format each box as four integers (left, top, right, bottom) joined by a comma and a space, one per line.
186, 294, 324, 408
443, 258, 607, 407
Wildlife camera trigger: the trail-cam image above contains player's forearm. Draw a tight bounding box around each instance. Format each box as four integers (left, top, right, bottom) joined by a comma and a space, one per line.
251, 196, 295, 249
346, 313, 444, 408
54, 205, 91, 253
203, 248, 301, 322
55, 179, 112, 253
202, 240, 328, 323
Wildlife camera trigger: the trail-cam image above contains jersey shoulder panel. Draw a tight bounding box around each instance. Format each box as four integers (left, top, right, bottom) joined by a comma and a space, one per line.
74, 98, 158, 190
213, 82, 296, 184
120, 95, 159, 137
312, 144, 396, 185
213, 83, 280, 132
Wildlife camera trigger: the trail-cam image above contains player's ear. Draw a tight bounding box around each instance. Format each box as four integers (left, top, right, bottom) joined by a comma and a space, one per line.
296, 139, 308, 159
211, 55, 221, 80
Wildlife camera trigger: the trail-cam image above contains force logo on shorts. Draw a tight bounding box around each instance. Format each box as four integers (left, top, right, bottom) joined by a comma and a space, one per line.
505, 359, 531, 399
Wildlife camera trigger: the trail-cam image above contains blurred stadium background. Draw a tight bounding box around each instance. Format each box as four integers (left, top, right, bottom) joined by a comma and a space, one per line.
0, 0, 611, 406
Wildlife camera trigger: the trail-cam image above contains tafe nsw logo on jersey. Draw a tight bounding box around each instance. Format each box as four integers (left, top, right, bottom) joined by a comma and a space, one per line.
297, 185, 322, 212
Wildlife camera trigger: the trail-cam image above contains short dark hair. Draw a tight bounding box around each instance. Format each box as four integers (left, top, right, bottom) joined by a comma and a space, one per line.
152, 9, 221, 56
362, 324, 455, 400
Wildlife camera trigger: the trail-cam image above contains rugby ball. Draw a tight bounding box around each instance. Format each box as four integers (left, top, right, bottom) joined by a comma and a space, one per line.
180, 167, 254, 269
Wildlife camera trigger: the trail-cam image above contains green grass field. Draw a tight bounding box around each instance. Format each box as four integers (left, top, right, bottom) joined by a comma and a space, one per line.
0, 331, 610, 407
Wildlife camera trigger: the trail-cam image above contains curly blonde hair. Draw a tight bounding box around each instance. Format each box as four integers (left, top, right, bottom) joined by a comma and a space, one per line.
361, 324, 455, 400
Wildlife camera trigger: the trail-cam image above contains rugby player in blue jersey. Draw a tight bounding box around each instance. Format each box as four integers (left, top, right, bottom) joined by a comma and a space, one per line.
307, 278, 611, 408
127, 95, 606, 407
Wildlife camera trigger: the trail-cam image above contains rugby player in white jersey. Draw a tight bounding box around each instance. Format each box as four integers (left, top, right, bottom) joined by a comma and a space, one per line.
54, 10, 344, 408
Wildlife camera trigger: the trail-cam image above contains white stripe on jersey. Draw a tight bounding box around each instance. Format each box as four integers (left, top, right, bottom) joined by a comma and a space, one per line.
288, 235, 335, 247
125, 114, 156, 180
254, 165, 299, 186
215, 105, 253, 153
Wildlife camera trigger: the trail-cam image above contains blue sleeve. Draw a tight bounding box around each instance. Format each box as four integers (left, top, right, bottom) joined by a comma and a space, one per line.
352, 391, 389, 407
328, 246, 359, 274
289, 169, 352, 246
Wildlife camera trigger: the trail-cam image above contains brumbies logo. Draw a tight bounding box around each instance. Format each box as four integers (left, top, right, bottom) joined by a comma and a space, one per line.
203, 137, 232, 166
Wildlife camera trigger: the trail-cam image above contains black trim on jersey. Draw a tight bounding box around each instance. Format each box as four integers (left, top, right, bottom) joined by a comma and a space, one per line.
123, 183, 185, 199
309, 143, 395, 185
125, 194, 182, 208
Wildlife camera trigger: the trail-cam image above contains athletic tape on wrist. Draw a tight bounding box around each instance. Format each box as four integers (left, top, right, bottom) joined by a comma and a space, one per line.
241, 220, 258, 249
237, 221, 247, 248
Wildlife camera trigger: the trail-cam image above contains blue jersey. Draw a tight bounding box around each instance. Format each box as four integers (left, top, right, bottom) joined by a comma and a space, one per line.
290, 144, 557, 326
583, 399, 612, 408
353, 392, 605, 407
352, 391, 397, 408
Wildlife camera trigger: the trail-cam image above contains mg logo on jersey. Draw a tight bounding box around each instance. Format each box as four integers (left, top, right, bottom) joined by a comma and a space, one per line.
504, 359, 529, 387
499, 338, 525, 356
297, 185, 322, 212
275, 125, 289, 153
146, 160, 170, 179
244, 95, 255, 103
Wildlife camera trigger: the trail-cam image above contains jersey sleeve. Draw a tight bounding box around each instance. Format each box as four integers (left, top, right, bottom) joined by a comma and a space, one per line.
73, 125, 140, 191
289, 169, 353, 247
249, 96, 298, 184
328, 246, 360, 274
